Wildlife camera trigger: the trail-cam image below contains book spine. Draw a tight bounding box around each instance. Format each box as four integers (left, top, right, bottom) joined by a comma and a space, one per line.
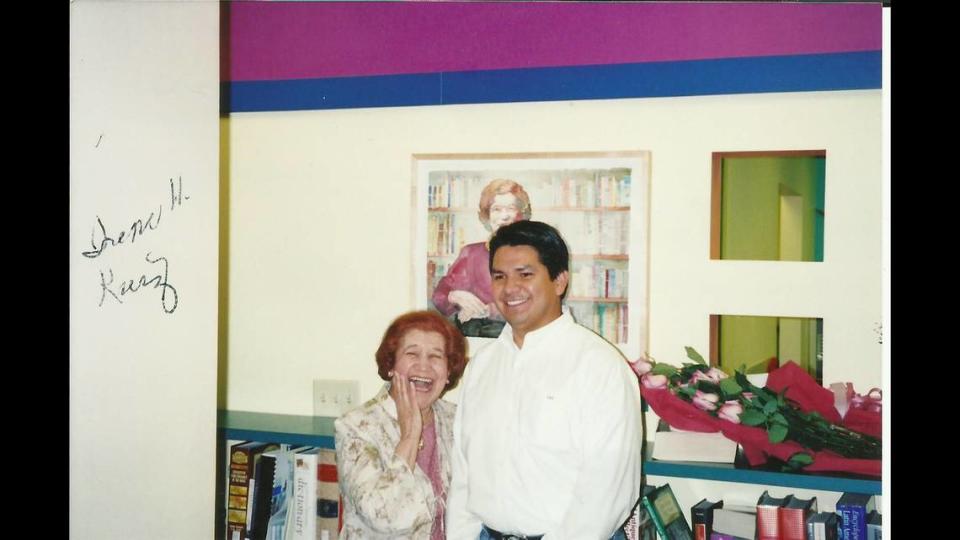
838, 504, 867, 540
291, 454, 318, 540
640, 496, 669, 539
756, 506, 780, 539
249, 455, 277, 540
691, 509, 707, 540
227, 447, 257, 540
780, 508, 808, 540
317, 449, 340, 540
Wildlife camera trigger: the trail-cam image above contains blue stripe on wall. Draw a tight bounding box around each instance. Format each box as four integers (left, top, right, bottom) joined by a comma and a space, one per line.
224, 51, 880, 113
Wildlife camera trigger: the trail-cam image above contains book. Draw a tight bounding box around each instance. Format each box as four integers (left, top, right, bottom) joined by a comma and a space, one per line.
865, 510, 881, 540
780, 495, 817, 540
805, 512, 839, 540
836, 493, 875, 540
316, 448, 341, 540
288, 448, 321, 540
220, 440, 244, 540
226, 441, 279, 540
712, 506, 757, 540
265, 445, 312, 540
652, 422, 738, 464
756, 491, 789, 539
691, 499, 723, 540
622, 485, 657, 540
249, 450, 279, 540
639, 483, 693, 540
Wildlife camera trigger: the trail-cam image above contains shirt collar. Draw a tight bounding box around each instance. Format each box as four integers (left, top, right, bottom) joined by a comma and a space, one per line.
499, 308, 573, 350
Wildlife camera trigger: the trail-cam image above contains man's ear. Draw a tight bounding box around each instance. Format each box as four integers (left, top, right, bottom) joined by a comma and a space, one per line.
553, 270, 569, 297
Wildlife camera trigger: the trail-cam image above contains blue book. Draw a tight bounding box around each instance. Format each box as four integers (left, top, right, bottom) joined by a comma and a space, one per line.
836, 493, 875, 540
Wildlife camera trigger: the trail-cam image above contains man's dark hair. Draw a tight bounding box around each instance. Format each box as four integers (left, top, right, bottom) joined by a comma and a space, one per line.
489, 220, 570, 282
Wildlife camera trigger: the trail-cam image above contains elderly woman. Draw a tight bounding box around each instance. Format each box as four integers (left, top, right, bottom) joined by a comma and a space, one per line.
335, 310, 468, 539
431, 178, 532, 338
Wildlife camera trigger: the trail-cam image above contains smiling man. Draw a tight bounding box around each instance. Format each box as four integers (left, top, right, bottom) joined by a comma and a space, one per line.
446, 220, 643, 540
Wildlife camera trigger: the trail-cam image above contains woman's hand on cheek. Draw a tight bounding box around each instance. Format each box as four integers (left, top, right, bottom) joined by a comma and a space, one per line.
393, 371, 423, 468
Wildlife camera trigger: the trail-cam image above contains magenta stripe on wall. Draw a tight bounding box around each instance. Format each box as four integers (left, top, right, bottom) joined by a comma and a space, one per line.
223, 2, 881, 82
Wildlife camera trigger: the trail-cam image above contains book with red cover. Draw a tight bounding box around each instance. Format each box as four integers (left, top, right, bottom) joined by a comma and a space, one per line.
779, 495, 817, 540
756, 491, 789, 540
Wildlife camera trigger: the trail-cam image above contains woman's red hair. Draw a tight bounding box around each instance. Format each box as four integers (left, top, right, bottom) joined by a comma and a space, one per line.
375, 310, 468, 392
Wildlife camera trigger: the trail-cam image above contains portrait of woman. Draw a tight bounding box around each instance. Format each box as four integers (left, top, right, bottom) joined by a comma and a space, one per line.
334, 310, 468, 539
431, 178, 532, 338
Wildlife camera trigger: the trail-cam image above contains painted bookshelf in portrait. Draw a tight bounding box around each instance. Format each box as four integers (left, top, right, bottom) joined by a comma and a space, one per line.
416, 152, 650, 356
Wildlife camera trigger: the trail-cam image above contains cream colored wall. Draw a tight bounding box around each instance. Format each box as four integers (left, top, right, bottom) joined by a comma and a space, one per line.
223, 89, 882, 414
71, 2, 219, 538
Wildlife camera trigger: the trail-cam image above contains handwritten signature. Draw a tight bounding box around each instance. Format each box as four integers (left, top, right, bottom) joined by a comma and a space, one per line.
82, 176, 188, 259
99, 252, 179, 314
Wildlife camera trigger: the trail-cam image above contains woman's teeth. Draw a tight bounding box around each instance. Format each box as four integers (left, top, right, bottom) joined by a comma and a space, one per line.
409, 376, 433, 390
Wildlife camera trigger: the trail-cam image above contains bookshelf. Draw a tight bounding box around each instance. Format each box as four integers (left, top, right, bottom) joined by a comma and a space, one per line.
216, 411, 339, 540
643, 445, 881, 496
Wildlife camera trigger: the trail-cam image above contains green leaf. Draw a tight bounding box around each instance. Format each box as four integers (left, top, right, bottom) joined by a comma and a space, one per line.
762, 400, 778, 415
770, 413, 788, 426
719, 377, 743, 396
651, 363, 678, 376
786, 452, 814, 468
739, 409, 767, 426
768, 423, 788, 444
696, 381, 721, 394
684, 346, 707, 365
677, 385, 697, 398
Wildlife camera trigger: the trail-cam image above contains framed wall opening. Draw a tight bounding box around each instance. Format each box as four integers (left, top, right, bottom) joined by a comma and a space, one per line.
710, 150, 826, 262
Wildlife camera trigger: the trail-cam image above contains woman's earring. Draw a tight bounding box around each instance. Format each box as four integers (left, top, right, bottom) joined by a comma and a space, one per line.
388, 370, 395, 377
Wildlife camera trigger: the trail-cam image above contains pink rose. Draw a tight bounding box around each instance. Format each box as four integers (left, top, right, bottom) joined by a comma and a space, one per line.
690, 368, 728, 385
690, 371, 711, 385
629, 358, 653, 377
718, 400, 744, 423
692, 390, 720, 411
641, 373, 668, 390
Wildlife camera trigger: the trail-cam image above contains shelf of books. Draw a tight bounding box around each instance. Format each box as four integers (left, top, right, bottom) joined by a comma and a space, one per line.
218, 411, 342, 540
642, 445, 881, 496
218, 410, 336, 448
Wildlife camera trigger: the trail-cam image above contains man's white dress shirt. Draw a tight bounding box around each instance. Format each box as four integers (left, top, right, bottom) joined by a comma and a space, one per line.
445, 311, 643, 539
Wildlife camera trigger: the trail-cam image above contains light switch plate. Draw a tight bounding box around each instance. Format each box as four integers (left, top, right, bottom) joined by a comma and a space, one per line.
313, 379, 360, 417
